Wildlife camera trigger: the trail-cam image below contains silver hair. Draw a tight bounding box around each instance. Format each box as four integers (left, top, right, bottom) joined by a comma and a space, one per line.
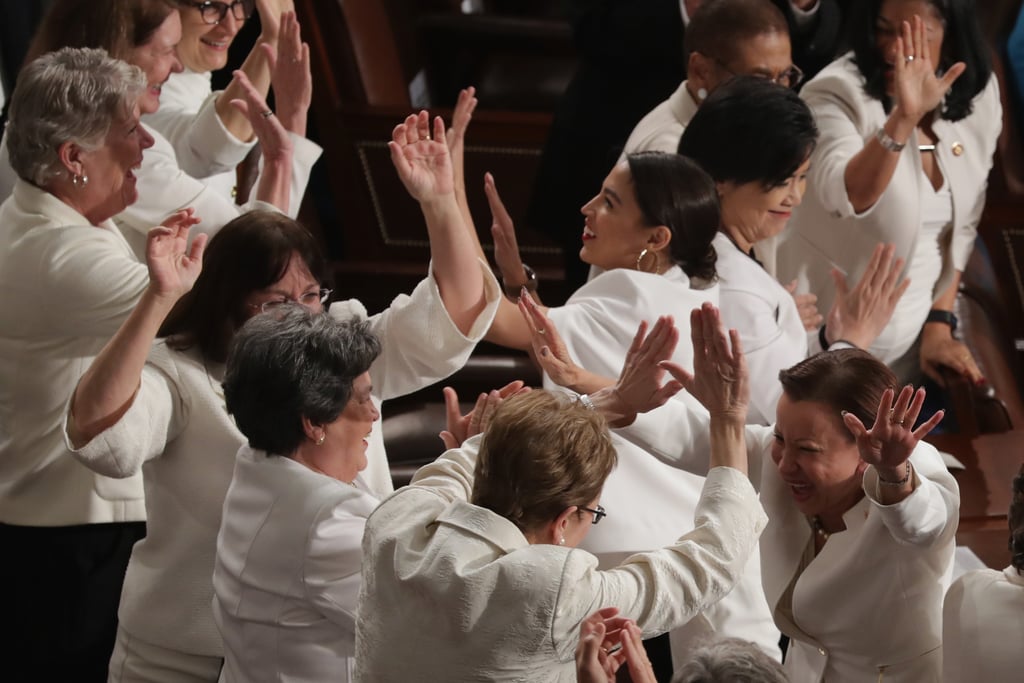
6, 47, 146, 188
223, 306, 382, 457
672, 637, 788, 683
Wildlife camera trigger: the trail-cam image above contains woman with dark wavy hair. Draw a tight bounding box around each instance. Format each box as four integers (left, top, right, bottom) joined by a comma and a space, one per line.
943, 463, 1024, 682
777, 0, 999, 387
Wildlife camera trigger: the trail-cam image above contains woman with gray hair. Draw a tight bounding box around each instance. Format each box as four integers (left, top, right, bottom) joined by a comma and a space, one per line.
213, 307, 382, 682
0, 46, 201, 681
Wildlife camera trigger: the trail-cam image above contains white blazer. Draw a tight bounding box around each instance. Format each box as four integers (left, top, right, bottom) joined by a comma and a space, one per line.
355, 434, 768, 683
214, 446, 379, 683
621, 80, 699, 157
776, 53, 1001, 364
943, 565, 1024, 683
617, 400, 960, 682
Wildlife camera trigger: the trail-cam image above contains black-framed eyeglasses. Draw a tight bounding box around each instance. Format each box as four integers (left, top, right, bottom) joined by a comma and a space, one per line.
183, 0, 255, 25
709, 55, 804, 90
579, 504, 607, 525
247, 288, 333, 314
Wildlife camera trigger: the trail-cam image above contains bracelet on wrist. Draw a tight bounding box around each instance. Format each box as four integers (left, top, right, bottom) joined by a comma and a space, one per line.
876, 127, 907, 153
501, 263, 538, 300
877, 461, 913, 486
925, 309, 958, 332
577, 393, 596, 411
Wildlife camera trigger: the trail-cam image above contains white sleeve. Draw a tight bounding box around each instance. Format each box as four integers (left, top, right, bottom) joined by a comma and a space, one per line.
303, 500, 370, 629
408, 434, 481, 504
145, 90, 253, 179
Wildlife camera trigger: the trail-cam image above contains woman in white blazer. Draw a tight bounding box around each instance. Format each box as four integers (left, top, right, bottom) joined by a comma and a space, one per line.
65, 112, 498, 681
776, 0, 1000, 384
213, 307, 384, 683
357, 368, 768, 682
943, 464, 1024, 682
573, 303, 958, 683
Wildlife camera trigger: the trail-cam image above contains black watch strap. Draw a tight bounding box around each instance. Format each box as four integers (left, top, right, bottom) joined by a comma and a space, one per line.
925, 309, 958, 332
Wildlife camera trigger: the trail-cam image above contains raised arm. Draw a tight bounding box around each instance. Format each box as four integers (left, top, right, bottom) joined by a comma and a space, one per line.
389, 111, 487, 335
820, 242, 909, 349
230, 69, 294, 211
68, 211, 205, 447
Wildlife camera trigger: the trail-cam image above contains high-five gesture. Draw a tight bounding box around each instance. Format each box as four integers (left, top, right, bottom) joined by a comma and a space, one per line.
389, 111, 454, 203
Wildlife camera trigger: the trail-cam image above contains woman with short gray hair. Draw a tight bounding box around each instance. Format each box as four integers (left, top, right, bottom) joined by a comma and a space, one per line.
0, 46, 192, 681
212, 307, 382, 682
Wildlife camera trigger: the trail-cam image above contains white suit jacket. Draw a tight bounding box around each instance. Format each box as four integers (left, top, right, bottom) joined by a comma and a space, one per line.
213, 446, 378, 683
0, 180, 147, 526
776, 53, 1001, 364
355, 434, 768, 683
942, 566, 1024, 683
66, 264, 500, 657
545, 267, 781, 658
617, 400, 960, 682
621, 80, 699, 157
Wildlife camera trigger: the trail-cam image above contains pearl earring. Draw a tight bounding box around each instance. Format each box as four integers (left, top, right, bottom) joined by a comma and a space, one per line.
697, 87, 708, 101
316, 433, 325, 446
558, 537, 566, 546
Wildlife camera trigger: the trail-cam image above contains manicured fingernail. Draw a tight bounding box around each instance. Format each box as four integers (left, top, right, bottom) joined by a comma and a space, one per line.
840, 410, 848, 416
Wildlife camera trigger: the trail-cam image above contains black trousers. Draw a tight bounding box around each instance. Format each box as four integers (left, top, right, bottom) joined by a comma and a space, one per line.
0, 521, 145, 683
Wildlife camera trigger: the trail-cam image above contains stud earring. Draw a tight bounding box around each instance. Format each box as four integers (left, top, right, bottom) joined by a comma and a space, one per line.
316, 433, 325, 446
558, 536, 566, 546
697, 87, 708, 101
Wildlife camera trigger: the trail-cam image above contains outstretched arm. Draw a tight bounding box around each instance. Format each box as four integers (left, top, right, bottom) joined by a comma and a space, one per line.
822, 242, 909, 349
231, 69, 294, 211
68, 211, 205, 447
389, 111, 487, 335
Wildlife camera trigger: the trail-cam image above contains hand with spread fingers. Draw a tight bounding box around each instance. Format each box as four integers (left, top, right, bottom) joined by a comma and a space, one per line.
842, 384, 944, 497
824, 243, 910, 349
575, 608, 656, 683
389, 111, 454, 203
893, 14, 966, 124
439, 381, 529, 449
147, 208, 205, 301
517, 291, 581, 389
611, 315, 683, 418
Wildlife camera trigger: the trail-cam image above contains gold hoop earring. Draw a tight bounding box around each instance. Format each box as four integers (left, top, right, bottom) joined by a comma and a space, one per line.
636, 248, 660, 274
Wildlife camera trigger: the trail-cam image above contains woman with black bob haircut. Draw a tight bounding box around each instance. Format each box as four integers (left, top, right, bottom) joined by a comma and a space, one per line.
679, 75, 908, 426
777, 0, 1000, 388
214, 307, 383, 681
63, 110, 500, 680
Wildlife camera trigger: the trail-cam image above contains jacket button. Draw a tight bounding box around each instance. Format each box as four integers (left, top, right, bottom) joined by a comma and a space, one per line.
951, 142, 964, 157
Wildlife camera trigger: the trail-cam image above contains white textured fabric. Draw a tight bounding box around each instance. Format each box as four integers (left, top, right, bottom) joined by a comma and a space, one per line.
943, 566, 1024, 683
713, 232, 806, 426
618, 402, 960, 682
777, 53, 1001, 365
65, 263, 500, 663
356, 434, 768, 683
544, 267, 781, 658
213, 446, 379, 683
620, 80, 699, 158
0, 180, 148, 526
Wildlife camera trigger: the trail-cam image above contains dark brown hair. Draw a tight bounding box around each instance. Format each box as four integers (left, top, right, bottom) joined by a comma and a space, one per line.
159, 211, 330, 363
685, 0, 788, 63
25, 0, 176, 64
778, 349, 898, 441
472, 391, 617, 535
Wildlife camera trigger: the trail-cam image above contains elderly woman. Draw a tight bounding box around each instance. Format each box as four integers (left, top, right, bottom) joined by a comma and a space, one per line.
0, 47, 187, 680
591, 303, 958, 682
356, 358, 768, 681
0, 0, 314, 258
776, 0, 999, 385
64, 111, 498, 680
212, 308, 382, 683
942, 463, 1024, 682
679, 76, 908, 426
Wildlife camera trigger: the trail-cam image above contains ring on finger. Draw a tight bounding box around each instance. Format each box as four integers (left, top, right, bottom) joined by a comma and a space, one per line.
260, 109, 274, 118
536, 328, 546, 335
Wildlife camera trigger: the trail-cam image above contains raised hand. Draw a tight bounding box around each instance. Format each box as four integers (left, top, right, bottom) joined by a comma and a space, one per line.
439, 381, 529, 449
389, 111, 454, 203
485, 172, 528, 288
825, 243, 909, 349
662, 303, 748, 422
447, 86, 477, 157
267, 11, 312, 136
612, 315, 683, 416
146, 208, 205, 300
842, 385, 944, 481
517, 291, 581, 388
893, 14, 965, 123
255, 0, 295, 43
230, 69, 294, 163
785, 280, 822, 331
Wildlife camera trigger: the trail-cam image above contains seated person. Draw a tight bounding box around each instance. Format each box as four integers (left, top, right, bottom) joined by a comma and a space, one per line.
356, 320, 768, 682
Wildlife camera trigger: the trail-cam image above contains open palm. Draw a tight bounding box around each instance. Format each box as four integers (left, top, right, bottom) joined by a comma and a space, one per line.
146, 209, 205, 299
389, 111, 454, 201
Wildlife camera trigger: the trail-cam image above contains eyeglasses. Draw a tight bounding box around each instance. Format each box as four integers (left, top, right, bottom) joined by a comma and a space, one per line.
709, 55, 804, 90
183, 0, 255, 25
248, 288, 332, 314
578, 504, 607, 525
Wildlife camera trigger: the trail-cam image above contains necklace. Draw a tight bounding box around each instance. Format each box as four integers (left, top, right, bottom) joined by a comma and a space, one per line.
811, 515, 830, 541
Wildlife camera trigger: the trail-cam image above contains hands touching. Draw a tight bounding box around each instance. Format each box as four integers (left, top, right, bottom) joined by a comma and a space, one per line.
147, 209, 205, 301
439, 381, 529, 450
842, 384, 944, 495
255, 0, 295, 43
662, 303, 749, 424
892, 14, 965, 125
786, 281, 822, 331
824, 243, 909, 349
575, 608, 657, 683
389, 111, 455, 204
229, 69, 294, 163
